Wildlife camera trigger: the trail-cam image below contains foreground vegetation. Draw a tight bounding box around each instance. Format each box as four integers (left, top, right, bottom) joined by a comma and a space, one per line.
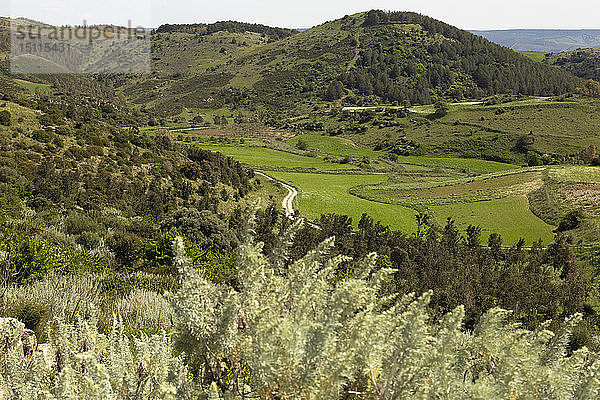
2, 225, 599, 399
2, 9, 600, 399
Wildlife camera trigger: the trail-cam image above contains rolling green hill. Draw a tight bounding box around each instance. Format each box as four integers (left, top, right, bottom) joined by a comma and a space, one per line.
118, 11, 583, 117
544, 49, 600, 81
0, 12, 587, 123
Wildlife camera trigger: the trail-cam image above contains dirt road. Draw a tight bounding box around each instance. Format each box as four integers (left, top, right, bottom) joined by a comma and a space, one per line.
255, 171, 298, 219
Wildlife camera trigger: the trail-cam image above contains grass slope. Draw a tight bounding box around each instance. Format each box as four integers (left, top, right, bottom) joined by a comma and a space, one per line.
517, 51, 547, 62
269, 171, 417, 231
197, 144, 354, 171
340, 97, 600, 164
431, 196, 555, 245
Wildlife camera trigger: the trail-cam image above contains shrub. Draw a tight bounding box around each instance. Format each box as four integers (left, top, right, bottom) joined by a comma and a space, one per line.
116, 289, 175, 334
64, 211, 100, 235
433, 101, 449, 118
516, 133, 535, 152
325, 81, 344, 101
0, 110, 11, 126
527, 150, 543, 166
557, 210, 586, 232
76, 231, 102, 250
2, 227, 600, 398
160, 208, 239, 251
295, 138, 309, 151
0, 317, 193, 399
171, 225, 600, 399
1, 273, 100, 324
106, 231, 142, 270
5, 300, 49, 334
0, 232, 59, 284
180, 161, 202, 180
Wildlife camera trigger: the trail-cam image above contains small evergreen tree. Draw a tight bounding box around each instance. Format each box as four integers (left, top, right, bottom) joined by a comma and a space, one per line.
0, 110, 11, 126
325, 81, 344, 101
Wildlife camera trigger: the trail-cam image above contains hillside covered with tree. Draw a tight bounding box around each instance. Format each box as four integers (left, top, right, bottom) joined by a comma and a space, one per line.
120, 10, 583, 116
544, 48, 600, 81
342, 11, 580, 105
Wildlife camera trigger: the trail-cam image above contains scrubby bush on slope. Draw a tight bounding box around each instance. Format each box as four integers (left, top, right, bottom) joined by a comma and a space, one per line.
1, 223, 600, 399
172, 223, 600, 399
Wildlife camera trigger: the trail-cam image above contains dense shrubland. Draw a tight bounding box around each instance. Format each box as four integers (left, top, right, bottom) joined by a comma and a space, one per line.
0, 91, 254, 282
2, 223, 600, 399
271, 213, 591, 331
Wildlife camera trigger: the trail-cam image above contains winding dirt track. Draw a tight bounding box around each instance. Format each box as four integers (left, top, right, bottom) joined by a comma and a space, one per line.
255, 172, 298, 219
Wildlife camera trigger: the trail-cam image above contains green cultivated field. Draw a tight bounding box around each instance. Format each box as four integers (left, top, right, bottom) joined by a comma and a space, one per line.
269, 171, 417, 231
287, 134, 381, 157
432, 196, 555, 245
355, 169, 543, 206
197, 144, 354, 171
549, 166, 600, 183
395, 156, 519, 173
200, 143, 568, 244
517, 51, 547, 62
353, 168, 554, 244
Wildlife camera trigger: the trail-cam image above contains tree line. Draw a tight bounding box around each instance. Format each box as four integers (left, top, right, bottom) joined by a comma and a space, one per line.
155, 21, 297, 41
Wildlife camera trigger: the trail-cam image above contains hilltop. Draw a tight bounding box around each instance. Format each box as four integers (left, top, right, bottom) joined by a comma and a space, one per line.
118, 11, 582, 117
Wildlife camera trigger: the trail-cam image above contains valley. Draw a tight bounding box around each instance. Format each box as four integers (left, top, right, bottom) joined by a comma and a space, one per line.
181, 95, 600, 246
2, 9, 600, 398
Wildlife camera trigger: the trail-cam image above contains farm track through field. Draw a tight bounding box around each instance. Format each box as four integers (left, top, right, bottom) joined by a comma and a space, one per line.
255, 172, 294, 216
254, 171, 321, 230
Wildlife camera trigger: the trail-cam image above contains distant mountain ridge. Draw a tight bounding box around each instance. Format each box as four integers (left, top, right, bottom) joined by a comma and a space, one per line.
470, 29, 600, 52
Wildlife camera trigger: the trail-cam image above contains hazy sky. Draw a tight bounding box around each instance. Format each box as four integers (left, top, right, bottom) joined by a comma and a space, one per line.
5, 0, 600, 30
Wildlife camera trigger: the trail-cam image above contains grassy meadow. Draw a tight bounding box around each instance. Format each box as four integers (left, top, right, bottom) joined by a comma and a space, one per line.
269, 171, 418, 231
197, 142, 573, 244
13, 79, 52, 95
196, 144, 355, 171
517, 51, 548, 62
432, 196, 555, 245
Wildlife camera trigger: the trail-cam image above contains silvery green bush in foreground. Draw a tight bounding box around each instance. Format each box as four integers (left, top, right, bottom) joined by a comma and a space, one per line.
2, 223, 600, 399
172, 227, 600, 399
0, 317, 193, 399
